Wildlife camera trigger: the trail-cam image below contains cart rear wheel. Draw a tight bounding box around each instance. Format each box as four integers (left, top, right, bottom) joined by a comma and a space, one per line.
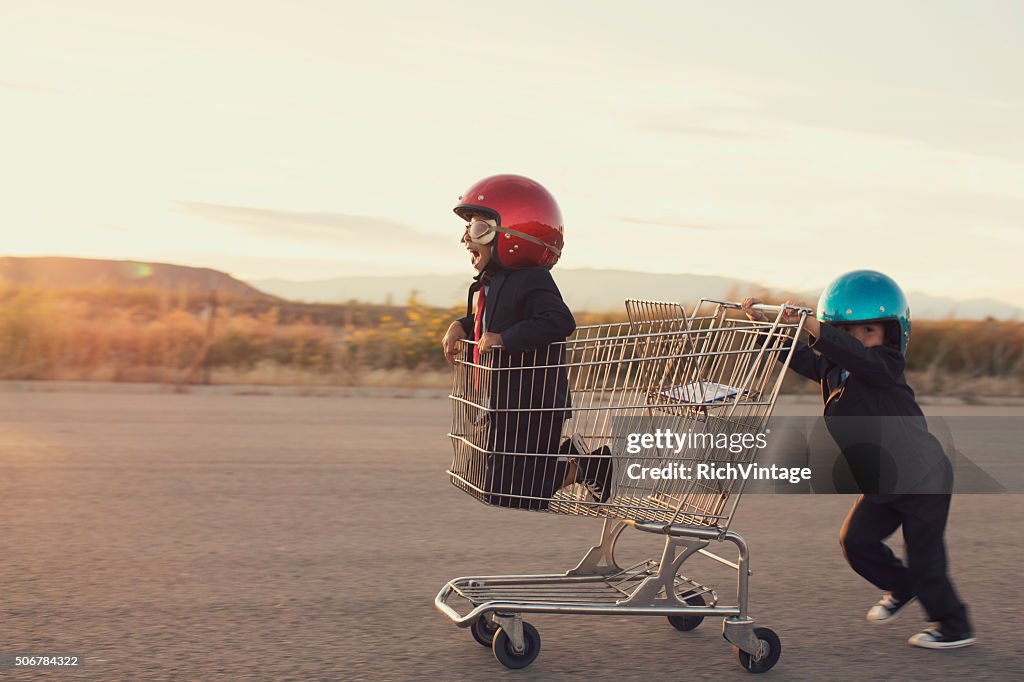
667, 593, 707, 631
492, 622, 541, 669
470, 615, 499, 647
734, 627, 781, 673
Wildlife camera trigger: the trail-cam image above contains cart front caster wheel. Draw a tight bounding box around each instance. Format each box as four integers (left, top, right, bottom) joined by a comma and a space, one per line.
734, 627, 781, 673
470, 615, 499, 647
667, 593, 707, 631
492, 622, 541, 669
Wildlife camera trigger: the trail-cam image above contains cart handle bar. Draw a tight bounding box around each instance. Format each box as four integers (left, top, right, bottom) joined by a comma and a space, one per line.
701, 298, 814, 315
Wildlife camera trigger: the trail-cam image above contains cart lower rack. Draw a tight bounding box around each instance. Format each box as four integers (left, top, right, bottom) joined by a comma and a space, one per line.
436, 299, 809, 673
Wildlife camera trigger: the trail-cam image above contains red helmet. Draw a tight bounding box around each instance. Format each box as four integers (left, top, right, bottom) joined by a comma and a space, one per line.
454, 174, 564, 269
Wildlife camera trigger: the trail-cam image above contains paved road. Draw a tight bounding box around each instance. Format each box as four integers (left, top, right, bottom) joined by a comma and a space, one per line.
0, 384, 1020, 680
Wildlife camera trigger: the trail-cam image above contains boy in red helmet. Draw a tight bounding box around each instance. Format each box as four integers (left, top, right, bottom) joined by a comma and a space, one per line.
441, 175, 613, 509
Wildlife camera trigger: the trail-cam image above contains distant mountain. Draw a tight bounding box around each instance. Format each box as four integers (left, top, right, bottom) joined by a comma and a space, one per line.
0, 257, 271, 299
4, 258, 1014, 319
252, 273, 470, 308
248, 270, 729, 309
897, 292, 1022, 321
251, 268, 1023, 320
251, 269, 755, 311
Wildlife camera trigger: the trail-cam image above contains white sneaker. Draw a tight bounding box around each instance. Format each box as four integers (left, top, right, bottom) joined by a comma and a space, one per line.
908, 627, 976, 649
866, 593, 916, 623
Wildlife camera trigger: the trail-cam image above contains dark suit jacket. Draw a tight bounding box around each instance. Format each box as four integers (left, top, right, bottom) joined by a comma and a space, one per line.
781, 323, 950, 496
458, 267, 576, 423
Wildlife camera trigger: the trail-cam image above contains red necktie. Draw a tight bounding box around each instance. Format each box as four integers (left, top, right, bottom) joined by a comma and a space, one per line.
473, 286, 485, 386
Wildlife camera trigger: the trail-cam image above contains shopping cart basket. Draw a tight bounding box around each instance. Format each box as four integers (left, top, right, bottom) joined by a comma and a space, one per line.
437, 299, 810, 672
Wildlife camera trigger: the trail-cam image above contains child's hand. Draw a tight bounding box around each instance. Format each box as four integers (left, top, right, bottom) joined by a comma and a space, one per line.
477, 331, 503, 354
442, 321, 467, 365
782, 300, 821, 336
741, 297, 767, 322
778, 301, 811, 323
780, 300, 805, 324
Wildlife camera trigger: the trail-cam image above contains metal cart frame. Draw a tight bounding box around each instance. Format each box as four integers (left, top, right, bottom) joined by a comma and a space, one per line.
436, 299, 809, 673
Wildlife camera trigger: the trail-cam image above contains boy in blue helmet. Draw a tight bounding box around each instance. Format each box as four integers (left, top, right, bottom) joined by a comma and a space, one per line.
743, 270, 973, 650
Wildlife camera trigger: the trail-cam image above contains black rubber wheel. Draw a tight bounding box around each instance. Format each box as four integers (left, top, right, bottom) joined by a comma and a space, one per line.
470, 615, 499, 647
734, 627, 782, 673
492, 622, 541, 670
667, 593, 708, 631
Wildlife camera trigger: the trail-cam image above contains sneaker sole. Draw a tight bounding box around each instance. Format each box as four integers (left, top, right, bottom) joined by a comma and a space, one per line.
868, 613, 899, 624
908, 636, 976, 650
867, 609, 904, 624
867, 597, 916, 624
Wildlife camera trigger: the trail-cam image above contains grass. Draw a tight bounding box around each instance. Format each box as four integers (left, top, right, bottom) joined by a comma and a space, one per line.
1, 286, 1021, 395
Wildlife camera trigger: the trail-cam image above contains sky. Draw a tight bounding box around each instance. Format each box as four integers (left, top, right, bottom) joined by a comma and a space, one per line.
1, 0, 1022, 303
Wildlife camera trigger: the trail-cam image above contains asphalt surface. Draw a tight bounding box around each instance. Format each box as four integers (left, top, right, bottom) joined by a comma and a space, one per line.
0, 383, 1020, 680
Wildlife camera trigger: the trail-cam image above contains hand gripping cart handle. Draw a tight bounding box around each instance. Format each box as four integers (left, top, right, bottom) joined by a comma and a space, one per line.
437, 298, 810, 672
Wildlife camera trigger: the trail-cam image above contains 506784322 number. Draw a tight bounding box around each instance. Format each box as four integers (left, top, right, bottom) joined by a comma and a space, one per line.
1, 655, 83, 668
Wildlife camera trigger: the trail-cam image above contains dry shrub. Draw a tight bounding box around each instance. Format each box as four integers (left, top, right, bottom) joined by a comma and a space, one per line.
1, 286, 1021, 395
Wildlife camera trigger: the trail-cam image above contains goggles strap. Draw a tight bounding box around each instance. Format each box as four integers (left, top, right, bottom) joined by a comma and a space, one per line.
490, 225, 562, 257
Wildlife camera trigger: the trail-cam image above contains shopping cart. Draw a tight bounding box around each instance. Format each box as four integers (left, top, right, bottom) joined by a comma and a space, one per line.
437, 299, 810, 672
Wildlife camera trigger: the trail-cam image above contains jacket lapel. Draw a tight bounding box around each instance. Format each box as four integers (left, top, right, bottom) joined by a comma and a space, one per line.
824, 365, 846, 408
484, 269, 507, 331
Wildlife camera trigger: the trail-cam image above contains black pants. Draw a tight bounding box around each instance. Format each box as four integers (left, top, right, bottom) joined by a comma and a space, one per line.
483, 412, 568, 510
839, 494, 970, 634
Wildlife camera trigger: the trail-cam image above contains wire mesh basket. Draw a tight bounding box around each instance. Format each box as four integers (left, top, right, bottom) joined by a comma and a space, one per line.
448, 298, 806, 532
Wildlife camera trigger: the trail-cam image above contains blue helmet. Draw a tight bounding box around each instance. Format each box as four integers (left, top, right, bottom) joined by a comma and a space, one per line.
816, 270, 911, 353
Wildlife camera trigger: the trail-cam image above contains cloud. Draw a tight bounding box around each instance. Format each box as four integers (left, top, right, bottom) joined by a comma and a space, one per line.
173, 201, 468, 276
639, 122, 763, 140
0, 79, 62, 94
176, 201, 420, 242
616, 216, 738, 231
